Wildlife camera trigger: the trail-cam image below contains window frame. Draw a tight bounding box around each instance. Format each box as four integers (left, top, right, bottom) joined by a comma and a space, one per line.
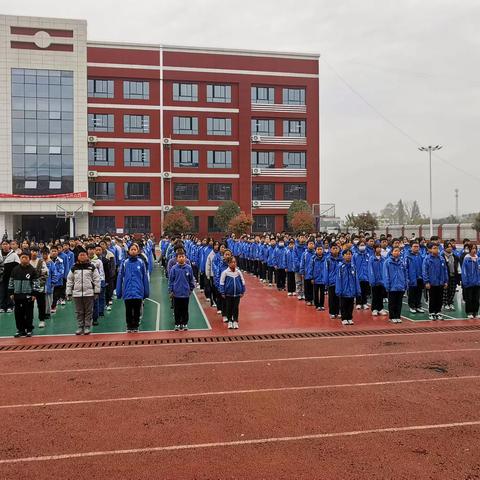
123, 114, 150, 133
173, 116, 199, 135
251, 86, 275, 104
123, 81, 149, 100
207, 183, 232, 201
283, 151, 306, 169
173, 82, 198, 102
87, 79, 114, 99
173, 183, 199, 201
207, 84, 232, 103
207, 117, 232, 136
252, 183, 275, 201
207, 150, 232, 169
123, 148, 150, 167
173, 150, 199, 168
251, 151, 275, 168
124, 182, 151, 201
283, 183, 306, 200
282, 88, 306, 105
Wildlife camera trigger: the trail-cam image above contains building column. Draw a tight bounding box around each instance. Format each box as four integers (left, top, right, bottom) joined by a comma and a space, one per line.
76, 214, 89, 237
0, 214, 15, 241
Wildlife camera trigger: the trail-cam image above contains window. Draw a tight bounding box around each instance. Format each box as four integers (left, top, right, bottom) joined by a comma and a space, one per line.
283, 120, 306, 137
282, 88, 305, 105
124, 216, 151, 233
284, 183, 306, 200
173, 116, 198, 135
251, 86, 275, 104
208, 183, 232, 201
207, 151, 232, 168
123, 81, 149, 100
173, 83, 198, 101
88, 182, 115, 200
283, 152, 306, 169
173, 150, 199, 168
89, 216, 116, 234
174, 183, 199, 200
191, 216, 200, 233
124, 182, 150, 200
88, 113, 114, 132
251, 151, 275, 168
252, 183, 275, 200
124, 148, 150, 167
123, 115, 149, 133
251, 119, 275, 136
208, 216, 222, 233
207, 84, 231, 103
88, 79, 114, 98
88, 147, 115, 167
207, 118, 232, 136
253, 215, 275, 233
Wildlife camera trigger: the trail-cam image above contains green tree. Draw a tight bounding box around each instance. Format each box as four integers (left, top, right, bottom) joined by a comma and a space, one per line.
380, 202, 396, 222
410, 200, 422, 223
290, 210, 315, 234
214, 201, 241, 230
287, 200, 311, 230
473, 213, 480, 233
163, 211, 191, 236
396, 199, 406, 224
169, 206, 194, 226
228, 211, 254, 236
345, 212, 378, 231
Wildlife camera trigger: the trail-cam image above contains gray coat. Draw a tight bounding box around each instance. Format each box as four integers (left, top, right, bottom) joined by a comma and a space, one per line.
66, 262, 101, 298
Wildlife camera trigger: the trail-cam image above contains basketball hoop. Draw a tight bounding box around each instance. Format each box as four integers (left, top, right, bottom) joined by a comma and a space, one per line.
56, 204, 84, 219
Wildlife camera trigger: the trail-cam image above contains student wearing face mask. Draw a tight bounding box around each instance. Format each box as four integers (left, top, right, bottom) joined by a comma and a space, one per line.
273, 238, 287, 291
336, 249, 361, 325
266, 238, 277, 287
368, 244, 388, 316
285, 240, 297, 296
405, 241, 425, 314
309, 245, 327, 310
442, 242, 461, 310
383, 246, 408, 323
326, 245, 342, 318
300, 239, 316, 306
353, 241, 370, 310
422, 243, 448, 321
461, 243, 480, 318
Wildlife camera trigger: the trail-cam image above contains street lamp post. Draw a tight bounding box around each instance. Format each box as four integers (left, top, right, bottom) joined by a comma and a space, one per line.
418, 145, 443, 238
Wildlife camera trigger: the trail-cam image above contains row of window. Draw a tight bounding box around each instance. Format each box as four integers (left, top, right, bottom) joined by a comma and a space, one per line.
89, 182, 151, 201
88, 79, 306, 106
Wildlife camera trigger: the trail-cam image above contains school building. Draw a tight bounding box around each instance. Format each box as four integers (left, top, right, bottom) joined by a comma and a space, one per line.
0, 14, 319, 239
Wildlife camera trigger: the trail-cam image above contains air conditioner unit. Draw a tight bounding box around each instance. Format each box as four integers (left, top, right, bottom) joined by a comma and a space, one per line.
87, 170, 98, 178
251, 135, 261, 143
87, 135, 98, 143
162, 138, 172, 145
163, 205, 173, 212
162, 171, 172, 179
252, 200, 260, 208
252, 167, 261, 175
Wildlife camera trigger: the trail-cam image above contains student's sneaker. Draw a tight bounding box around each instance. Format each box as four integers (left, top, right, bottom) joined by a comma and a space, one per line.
467, 314, 474, 319
6, 308, 13, 313
316, 307, 321, 311
429, 314, 436, 321
372, 310, 378, 316
183, 325, 188, 331
92, 320, 99, 326
38, 321, 46, 328
26, 331, 33, 337
355, 305, 362, 310
409, 308, 417, 314
222, 316, 228, 323
51, 308, 57, 314
83, 328, 91, 335
13, 331, 25, 338
416, 308, 425, 313
108, 301, 113, 306
362, 305, 369, 310
306, 302, 312, 306
341, 319, 349, 325
0, 309, 5, 313
233, 321, 239, 329
60, 300, 66, 306
132, 329, 139, 333
298, 296, 303, 301
475, 315, 480, 319
179, 324, 184, 331
379, 309, 388, 316
389, 318, 397, 323
174, 325, 180, 331
348, 319, 354, 325
216, 310, 222, 315
287, 292, 293, 296
227, 321, 234, 329
396, 318, 402, 323
329, 314, 336, 319
106, 305, 112, 311
449, 305, 455, 311
268, 283, 272, 287
75, 328, 84, 335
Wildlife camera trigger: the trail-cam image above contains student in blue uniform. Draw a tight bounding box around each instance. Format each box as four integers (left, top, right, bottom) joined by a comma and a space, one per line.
422, 243, 448, 320
300, 239, 316, 306
383, 246, 408, 323
219, 256, 246, 329
310, 244, 327, 310
353, 240, 370, 310
326, 244, 342, 318
273, 238, 287, 291
336, 249, 361, 325
461, 243, 480, 318
285, 239, 297, 296
368, 244, 387, 316
405, 241, 425, 314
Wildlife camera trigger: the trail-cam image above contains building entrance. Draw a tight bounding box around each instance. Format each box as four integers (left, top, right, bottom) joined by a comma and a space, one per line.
21, 215, 69, 242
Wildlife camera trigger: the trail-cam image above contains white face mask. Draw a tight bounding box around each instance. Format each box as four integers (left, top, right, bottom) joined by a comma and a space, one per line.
359, 246, 366, 252
353, 240, 359, 245
279, 242, 284, 247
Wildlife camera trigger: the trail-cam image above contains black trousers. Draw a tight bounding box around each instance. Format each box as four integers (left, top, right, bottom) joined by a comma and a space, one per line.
287, 272, 296, 293
371, 285, 385, 312
428, 285, 444, 314
52, 285, 63, 308
464, 286, 480, 316
276, 269, 286, 289
199, 272, 206, 290
340, 297, 354, 321
192, 264, 199, 282
254, 260, 260, 277
260, 262, 267, 280
0, 280, 14, 310
224, 295, 241, 322
304, 279, 314, 302
388, 291, 404, 319
408, 279, 424, 309
355, 281, 370, 306
106, 279, 115, 304
124, 298, 142, 329
313, 283, 325, 308
173, 297, 190, 326
443, 276, 457, 306
267, 266, 275, 284
328, 285, 340, 316
35, 292, 46, 321
14, 296, 34, 333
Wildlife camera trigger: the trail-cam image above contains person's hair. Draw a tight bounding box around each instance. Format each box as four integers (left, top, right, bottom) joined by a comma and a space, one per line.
41, 247, 50, 255
50, 245, 58, 251
30, 246, 39, 252
86, 243, 96, 250
342, 249, 351, 256
176, 249, 186, 257
228, 256, 237, 265
427, 242, 436, 249
20, 251, 30, 258
410, 241, 420, 247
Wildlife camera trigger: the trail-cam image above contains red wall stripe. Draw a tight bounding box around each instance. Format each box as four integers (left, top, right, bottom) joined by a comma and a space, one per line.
10, 26, 74, 37
10, 41, 74, 52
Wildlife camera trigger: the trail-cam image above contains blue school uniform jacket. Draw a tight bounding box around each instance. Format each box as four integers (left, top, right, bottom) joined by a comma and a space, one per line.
286, 248, 296, 272
294, 242, 306, 273
383, 257, 408, 292
273, 245, 287, 269
266, 246, 276, 267
219, 268, 246, 297
405, 252, 424, 288
461, 255, 480, 288
368, 255, 385, 287
116, 256, 150, 300
422, 255, 448, 286
335, 261, 361, 298
300, 248, 315, 278
169, 263, 195, 298
325, 255, 342, 287
310, 254, 327, 285
51, 257, 64, 287
353, 251, 370, 282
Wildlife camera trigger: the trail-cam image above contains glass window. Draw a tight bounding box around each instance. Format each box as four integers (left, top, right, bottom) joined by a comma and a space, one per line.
88, 182, 115, 200
124, 216, 151, 233
173, 83, 198, 102
89, 216, 116, 234
207, 118, 232, 136
252, 183, 275, 200
282, 88, 306, 105
173, 116, 198, 135
207, 151, 232, 168
207, 84, 231, 103
123, 81, 149, 100
124, 182, 150, 200
251, 151, 275, 168
251, 119, 275, 136
88, 79, 114, 98
88, 114, 114, 132
251, 86, 275, 104
173, 150, 199, 168
191, 216, 200, 233
88, 147, 115, 167
123, 115, 149, 133
208, 216, 222, 233
174, 183, 199, 200
208, 183, 232, 201
124, 148, 150, 167
283, 152, 306, 169
284, 183, 306, 200
283, 120, 306, 137
253, 215, 275, 233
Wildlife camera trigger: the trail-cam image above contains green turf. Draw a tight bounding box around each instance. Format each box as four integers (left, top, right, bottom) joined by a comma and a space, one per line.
401, 291, 469, 322
0, 266, 210, 338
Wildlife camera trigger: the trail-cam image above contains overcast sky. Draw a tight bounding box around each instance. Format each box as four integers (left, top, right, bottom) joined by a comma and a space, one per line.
4, 0, 480, 219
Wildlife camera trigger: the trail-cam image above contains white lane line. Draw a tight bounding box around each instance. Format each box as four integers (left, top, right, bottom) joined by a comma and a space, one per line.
1, 419, 480, 464
145, 298, 161, 331
1, 328, 480, 354
0, 374, 479, 410
1, 347, 479, 377
193, 289, 212, 330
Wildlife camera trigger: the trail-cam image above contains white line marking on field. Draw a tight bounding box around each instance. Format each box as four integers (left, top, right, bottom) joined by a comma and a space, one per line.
0, 374, 479, 410
1, 419, 480, 464
192, 289, 212, 330
401, 301, 463, 322
145, 298, 161, 331
1, 347, 479, 376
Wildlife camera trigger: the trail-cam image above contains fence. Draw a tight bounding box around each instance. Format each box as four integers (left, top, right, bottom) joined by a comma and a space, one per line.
371, 224, 479, 243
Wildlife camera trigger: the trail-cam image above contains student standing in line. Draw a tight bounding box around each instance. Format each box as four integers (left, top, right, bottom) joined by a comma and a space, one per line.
326, 244, 342, 319
42, 247, 56, 324
442, 242, 461, 311
29, 247, 48, 328
273, 238, 287, 291
0, 240, 20, 313
336, 249, 361, 325
310, 244, 327, 311
300, 239, 316, 306
219, 256, 246, 329
460, 244, 480, 319
169, 249, 195, 331
49, 246, 64, 314
266, 238, 277, 287
405, 241, 425, 314
422, 243, 448, 320
383, 246, 408, 323
294, 234, 307, 300
368, 244, 387, 316
116, 243, 150, 333
353, 240, 370, 310
285, 239, 297, 296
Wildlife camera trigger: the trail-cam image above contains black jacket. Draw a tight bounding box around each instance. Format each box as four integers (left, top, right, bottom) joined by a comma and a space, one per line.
8, 264, 40, 299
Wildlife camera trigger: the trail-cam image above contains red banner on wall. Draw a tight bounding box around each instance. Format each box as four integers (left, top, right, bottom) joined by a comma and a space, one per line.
0, 192, 88, 199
